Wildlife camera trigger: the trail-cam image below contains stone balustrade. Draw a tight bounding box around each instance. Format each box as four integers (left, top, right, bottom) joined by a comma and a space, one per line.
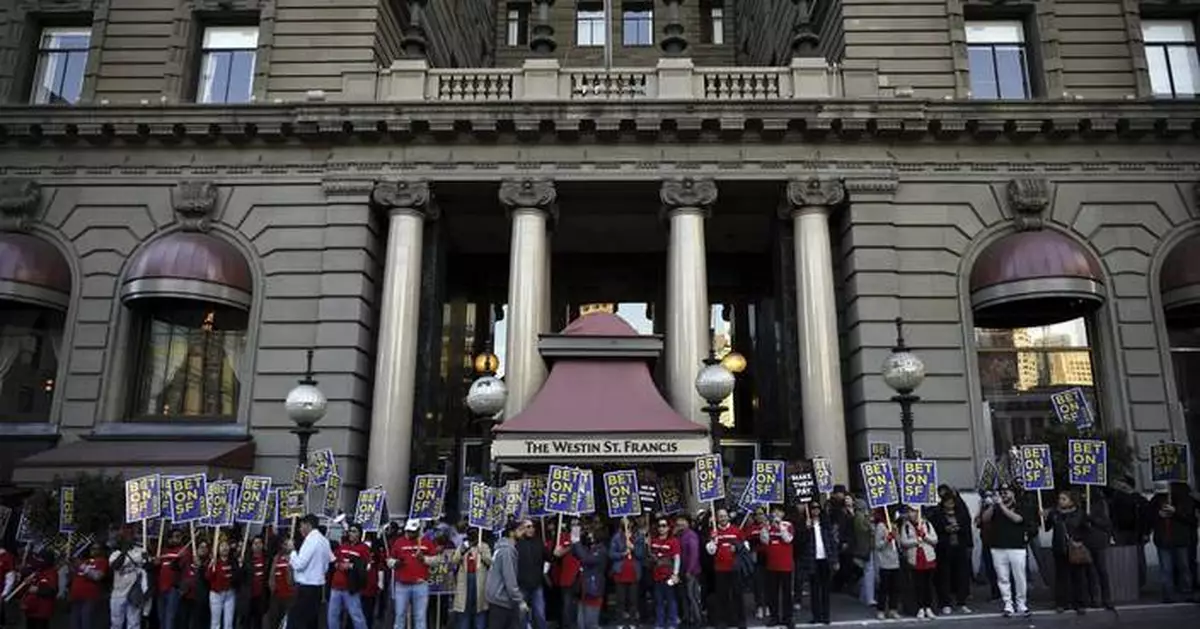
345, 57, 888, 103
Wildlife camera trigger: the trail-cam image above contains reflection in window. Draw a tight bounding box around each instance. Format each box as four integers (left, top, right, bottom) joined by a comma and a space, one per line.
976, 317, 1097, 454
712, 304, 737, 429
701, 1, 725, 45
966, 20, 1031, 99
129, 301, 247, 420
576, 3, 606, 47
31, 27, 90, 104
0, 305, 63, 423
198, 26, 258, 104
1143, 20, 1199, 98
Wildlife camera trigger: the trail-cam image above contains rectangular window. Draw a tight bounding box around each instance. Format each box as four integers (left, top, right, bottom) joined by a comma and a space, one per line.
702, 1, 724, 45
197, 25, 258, 104
576, 3, 606, 47
506, 3, 531, 47
622, 2, 653, 47
1143, 19, 1200, 98
965, 20, 1031, 99
31, 27, 90, 104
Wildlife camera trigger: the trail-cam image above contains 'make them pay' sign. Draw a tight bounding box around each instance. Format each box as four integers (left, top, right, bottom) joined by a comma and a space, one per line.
1067, 439, 1107, 486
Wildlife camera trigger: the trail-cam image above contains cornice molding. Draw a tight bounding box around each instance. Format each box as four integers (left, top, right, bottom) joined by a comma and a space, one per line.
1, 100, 1198, 146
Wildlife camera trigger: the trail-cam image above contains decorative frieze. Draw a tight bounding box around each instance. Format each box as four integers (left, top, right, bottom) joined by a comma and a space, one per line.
499, 178, 557, 214
785, 177, 846, 210
0, 178, 41, 231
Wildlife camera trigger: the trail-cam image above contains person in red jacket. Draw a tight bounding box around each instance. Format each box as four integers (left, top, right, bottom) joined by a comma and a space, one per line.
742, 509, 769, 621
69, 542, 110, 629
552, 518, 583, 629
706, 509, 747, 629
241, 536, 269, 629
207, 540, 238, 629
361, 539, 384, 629
330, 524, 370, 629
0, 544, 17, 629
650, 518, 681, 629
152, 528, 190, 629
21, 550, 58, 629
388, 520, 438, 629
761, 507, 795, 627
267, 537, 294, 629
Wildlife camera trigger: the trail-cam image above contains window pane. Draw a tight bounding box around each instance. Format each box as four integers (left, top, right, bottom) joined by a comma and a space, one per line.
58, 50, 89, 103
994, 46, 1030, 98
1167, 45, 1200, 96
968, 46, 999, 99
966, 21, 1025, 45
1143, 20, 1196, 44
225, 50, 257, 103
200, 51, 232, 103
0, 306, 63, 423
203, 26, 259, 50
623, 8, 653, 47
1146, 46, 1175, 96
577, 9, 606, 46
40, 28, 90, 51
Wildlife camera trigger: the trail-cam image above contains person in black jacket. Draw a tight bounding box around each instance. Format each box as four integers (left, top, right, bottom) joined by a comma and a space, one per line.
798, 499, 840, 625
1043, 490, 1094, 614
930, 486, 973, 614
515, 519, 548, 629
1106, 475, 1149, 588
1146, 481, 1197, 602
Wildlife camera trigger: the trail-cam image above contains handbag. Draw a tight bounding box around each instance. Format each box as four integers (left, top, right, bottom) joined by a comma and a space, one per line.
1066, 539, 1092, 565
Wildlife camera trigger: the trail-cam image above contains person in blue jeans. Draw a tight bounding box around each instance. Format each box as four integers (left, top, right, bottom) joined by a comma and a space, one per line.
330, 524, 371, 629
514, 520, 547, 629
1147, 481, 1197, 602
650, 518, 681, 629
451, 535, 491, 629
389, 520, 438, 629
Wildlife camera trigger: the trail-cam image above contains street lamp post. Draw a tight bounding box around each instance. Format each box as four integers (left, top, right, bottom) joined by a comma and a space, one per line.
466, 352, 507, 486
880, 317, 927, 459
285, 349, 328, 465
695, 350, 739, 454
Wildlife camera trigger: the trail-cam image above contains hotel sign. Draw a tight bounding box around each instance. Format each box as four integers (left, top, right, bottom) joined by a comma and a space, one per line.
493, 436, 710, 460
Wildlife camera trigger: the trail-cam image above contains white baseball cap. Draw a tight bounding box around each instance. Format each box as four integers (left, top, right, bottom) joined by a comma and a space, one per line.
404, 519, 422, 532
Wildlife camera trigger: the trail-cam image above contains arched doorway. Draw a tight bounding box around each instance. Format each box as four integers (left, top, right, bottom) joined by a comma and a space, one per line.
1159, 232, 1200, 483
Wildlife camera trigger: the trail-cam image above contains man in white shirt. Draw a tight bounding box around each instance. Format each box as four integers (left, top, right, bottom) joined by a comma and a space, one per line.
289, 514, 333, 629
802, 500, 839, 625
109, 527, 147, 629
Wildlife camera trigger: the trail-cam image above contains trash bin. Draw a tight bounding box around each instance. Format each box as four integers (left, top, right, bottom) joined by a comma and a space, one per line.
1106, 545, 1141, 603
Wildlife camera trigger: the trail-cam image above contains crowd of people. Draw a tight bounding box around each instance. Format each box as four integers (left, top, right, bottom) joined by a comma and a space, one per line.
0, 477, 1197, 629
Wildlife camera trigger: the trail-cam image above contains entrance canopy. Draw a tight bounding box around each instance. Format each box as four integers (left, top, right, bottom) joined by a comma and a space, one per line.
492, 312, 709, 464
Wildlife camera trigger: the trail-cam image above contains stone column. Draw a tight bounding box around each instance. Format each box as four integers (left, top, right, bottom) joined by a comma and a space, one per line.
366, 180, 436, 513
500, 179, 556, 418
662, 178, 718, 425
785, 177, 850, 485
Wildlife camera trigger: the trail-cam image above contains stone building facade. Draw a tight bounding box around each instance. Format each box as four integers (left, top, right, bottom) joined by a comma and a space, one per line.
2, 0, 1200, 513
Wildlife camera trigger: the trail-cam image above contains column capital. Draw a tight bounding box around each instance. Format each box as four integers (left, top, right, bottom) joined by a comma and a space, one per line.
660, 177, 717, 215
783, 177, 845, 217
500, 178, 558, 224
370, 179, 439, 220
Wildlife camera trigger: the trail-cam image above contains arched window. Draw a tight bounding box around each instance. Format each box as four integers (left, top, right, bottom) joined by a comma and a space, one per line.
0, 232, 71, 424
969, 229, 1107, 455
120, 232, 252, 422
1159, 232, 1200, 482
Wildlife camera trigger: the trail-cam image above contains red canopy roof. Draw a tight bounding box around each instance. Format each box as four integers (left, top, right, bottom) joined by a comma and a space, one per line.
494, 312, 706, 435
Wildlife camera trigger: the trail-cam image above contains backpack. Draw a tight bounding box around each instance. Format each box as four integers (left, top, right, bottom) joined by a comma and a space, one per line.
733, 541, 756, 582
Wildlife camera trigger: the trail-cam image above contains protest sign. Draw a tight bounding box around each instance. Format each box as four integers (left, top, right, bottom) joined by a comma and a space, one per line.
977, 459, 1000, 492
15, 509, 33, 543
813, 457, 835, 494
354, 487, 386, 532
467, 483, 489, 529
408, 475, 447, 521
0, 506, 10, 540
124, 475, 161, 524
603, 470, 641, 518
323, 474, 341, 519
576, 469, 595, 515
695, 454, 724, 503
1068, 439, 1107, 486
308, 449, 338, 485
527, 475, 548, 518
59, 486, 76, 534
899, 460, 938, 507
270, 488, 287, 529
1051, 387, 1094, 430
860, 460, 899, 509
546, 465, 576, 515
787, 466, 817, 504
204, 480, 237, 528
658, 475, 685, 515
504, 480, 529, 520
1150, 442, 1189, 483
487, 486, 505, 531
235, 476, 272, 524
291, 466, 310, 492
636, 469, 659, 514
869, 442, 892, 461
166, 474, 208, 524
751, 460, 785, 504
1019, 445, 1054, 491
426, 549, 456, 595
281, 488, 306, 519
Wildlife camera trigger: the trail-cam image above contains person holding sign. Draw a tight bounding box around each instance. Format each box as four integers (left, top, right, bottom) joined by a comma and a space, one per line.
19, 550, 58, 629
705, 509, 747, 629
240, 536, 270, 629
388, 519, 439, 629
108, 526, 148, 629
289, 514, 334, 629
980, 484, 1035, 618
207, 539, 239, 629
898, 505, 939, 620
68, 541, 109, 629
649, 517, 682, 629
1042, 490, 1097, 614
330, 524, 371, 629
608, 517, 646, 629
871, 509, 901, 620
1147, 481, 1197, 603
151, 528, 191, 629
760, 507, 795, 628
485, 520, 529, 629
449, 529, 491, 629
797, 501, 838, 625
267, 537, 295, 629
929, 488, 973, 615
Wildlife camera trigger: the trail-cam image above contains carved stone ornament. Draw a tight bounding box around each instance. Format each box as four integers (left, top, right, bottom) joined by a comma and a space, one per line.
0, 178, 42, 231
499, 178, 557, 210
370, 180, 437, 219
660, 178, 718, 211
785, 177, 846, 209
1006, 177, 1050, 230
171, 180, 219, 231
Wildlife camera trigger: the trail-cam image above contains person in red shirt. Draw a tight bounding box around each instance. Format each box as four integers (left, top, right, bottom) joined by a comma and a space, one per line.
181, 539, 211, 629
0, 545, 17, 629
267, 537, 294, 629
387, 520, 438, 629
151, 528, 190, 629
450, 533, 491, 629
650, 518, 681, 629
361, 539, 384, 629
21, 550, 58, 629
742, 509, 768, 621
207, 540, 239, 629
69, 542, 110, 629
552, 518, 583, 629
706, 509, 747, 629
607, 518, 645, 629
760, 507, 795, 627
330, 524, 370, 629
239, 536, 269, 629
